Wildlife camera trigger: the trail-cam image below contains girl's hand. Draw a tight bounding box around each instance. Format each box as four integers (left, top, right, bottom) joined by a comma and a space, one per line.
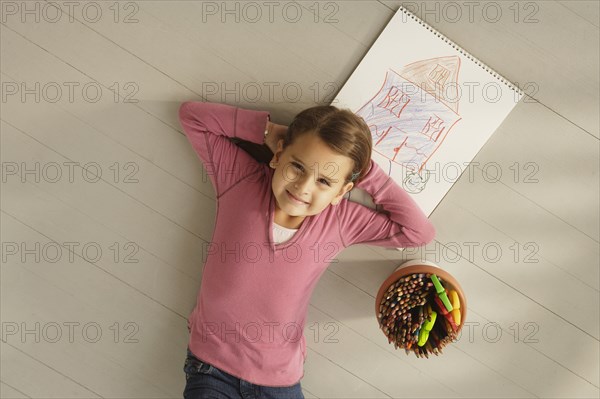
264, 121, 288, 154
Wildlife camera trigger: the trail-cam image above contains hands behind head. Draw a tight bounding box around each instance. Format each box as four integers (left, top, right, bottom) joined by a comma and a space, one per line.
265, 121, 288, 154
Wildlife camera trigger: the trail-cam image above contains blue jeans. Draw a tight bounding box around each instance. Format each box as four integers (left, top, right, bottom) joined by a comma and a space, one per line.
183, 347, 305, 399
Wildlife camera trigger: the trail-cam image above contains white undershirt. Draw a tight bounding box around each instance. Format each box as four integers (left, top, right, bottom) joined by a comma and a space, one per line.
272, 222, 298, 244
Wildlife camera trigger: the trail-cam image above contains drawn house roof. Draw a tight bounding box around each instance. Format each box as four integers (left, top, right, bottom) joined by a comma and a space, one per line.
400, 55, 462, 114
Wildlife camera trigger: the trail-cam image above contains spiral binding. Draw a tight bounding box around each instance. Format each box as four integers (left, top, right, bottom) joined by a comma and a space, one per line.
399, 5, 524, 97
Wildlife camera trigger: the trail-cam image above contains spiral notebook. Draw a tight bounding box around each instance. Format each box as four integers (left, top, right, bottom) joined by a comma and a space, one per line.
333, 5, 523, 219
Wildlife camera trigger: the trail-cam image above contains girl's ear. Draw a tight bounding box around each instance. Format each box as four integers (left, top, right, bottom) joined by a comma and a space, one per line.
332, 182, 354, 205
276, 138, 284, 153
270, 140, 285, 168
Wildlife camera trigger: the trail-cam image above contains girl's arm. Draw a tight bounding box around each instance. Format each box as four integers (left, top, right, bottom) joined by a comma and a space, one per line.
178, 101, 271, 195
338, 159, 436, 248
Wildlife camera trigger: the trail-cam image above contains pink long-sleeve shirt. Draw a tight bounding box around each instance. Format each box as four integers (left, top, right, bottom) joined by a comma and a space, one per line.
178, 101, 436, 387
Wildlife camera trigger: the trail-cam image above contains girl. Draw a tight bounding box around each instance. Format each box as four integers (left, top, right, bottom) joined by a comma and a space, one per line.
178, 101, 436, 399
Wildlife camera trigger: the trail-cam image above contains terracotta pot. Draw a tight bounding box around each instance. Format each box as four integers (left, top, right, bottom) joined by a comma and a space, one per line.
375, 260, 467, 335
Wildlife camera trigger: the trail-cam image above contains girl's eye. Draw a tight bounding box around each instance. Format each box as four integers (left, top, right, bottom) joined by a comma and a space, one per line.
291, 162, 331, 186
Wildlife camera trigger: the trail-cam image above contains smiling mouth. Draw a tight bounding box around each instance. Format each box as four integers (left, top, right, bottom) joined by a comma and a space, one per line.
286, 190, 309, 205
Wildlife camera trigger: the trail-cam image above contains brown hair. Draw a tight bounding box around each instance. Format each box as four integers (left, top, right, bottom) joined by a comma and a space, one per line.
282, 105, 372, 185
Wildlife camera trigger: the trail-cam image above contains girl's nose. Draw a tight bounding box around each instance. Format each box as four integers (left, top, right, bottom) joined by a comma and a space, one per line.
294, 172, 314, 193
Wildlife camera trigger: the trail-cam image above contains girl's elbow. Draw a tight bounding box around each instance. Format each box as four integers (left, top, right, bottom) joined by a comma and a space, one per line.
406, 222, 436, 247
421, 222, 436, 245
178, 101, 195, 123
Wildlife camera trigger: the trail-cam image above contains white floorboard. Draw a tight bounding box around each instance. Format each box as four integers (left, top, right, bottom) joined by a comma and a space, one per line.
1, 1, 598, 398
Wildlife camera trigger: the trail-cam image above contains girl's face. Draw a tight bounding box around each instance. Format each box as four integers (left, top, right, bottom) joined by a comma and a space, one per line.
270, 133, 355, 219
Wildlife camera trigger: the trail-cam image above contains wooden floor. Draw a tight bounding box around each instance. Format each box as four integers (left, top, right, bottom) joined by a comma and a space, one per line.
1, 1, 598, 398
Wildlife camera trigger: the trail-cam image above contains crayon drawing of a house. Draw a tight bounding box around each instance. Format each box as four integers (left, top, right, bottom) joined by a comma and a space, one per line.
355, 56, 462, 193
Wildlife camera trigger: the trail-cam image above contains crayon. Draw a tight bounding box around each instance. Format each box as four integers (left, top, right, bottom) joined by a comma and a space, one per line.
449, 289, 461, 326
443, 311, 459, 332
433, 295, 449, 315
430, 274, 453, 312
418, 309, 437, 347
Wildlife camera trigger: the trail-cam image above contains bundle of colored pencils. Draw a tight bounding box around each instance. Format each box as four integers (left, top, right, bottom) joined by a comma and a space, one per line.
377, 273, 462, 358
